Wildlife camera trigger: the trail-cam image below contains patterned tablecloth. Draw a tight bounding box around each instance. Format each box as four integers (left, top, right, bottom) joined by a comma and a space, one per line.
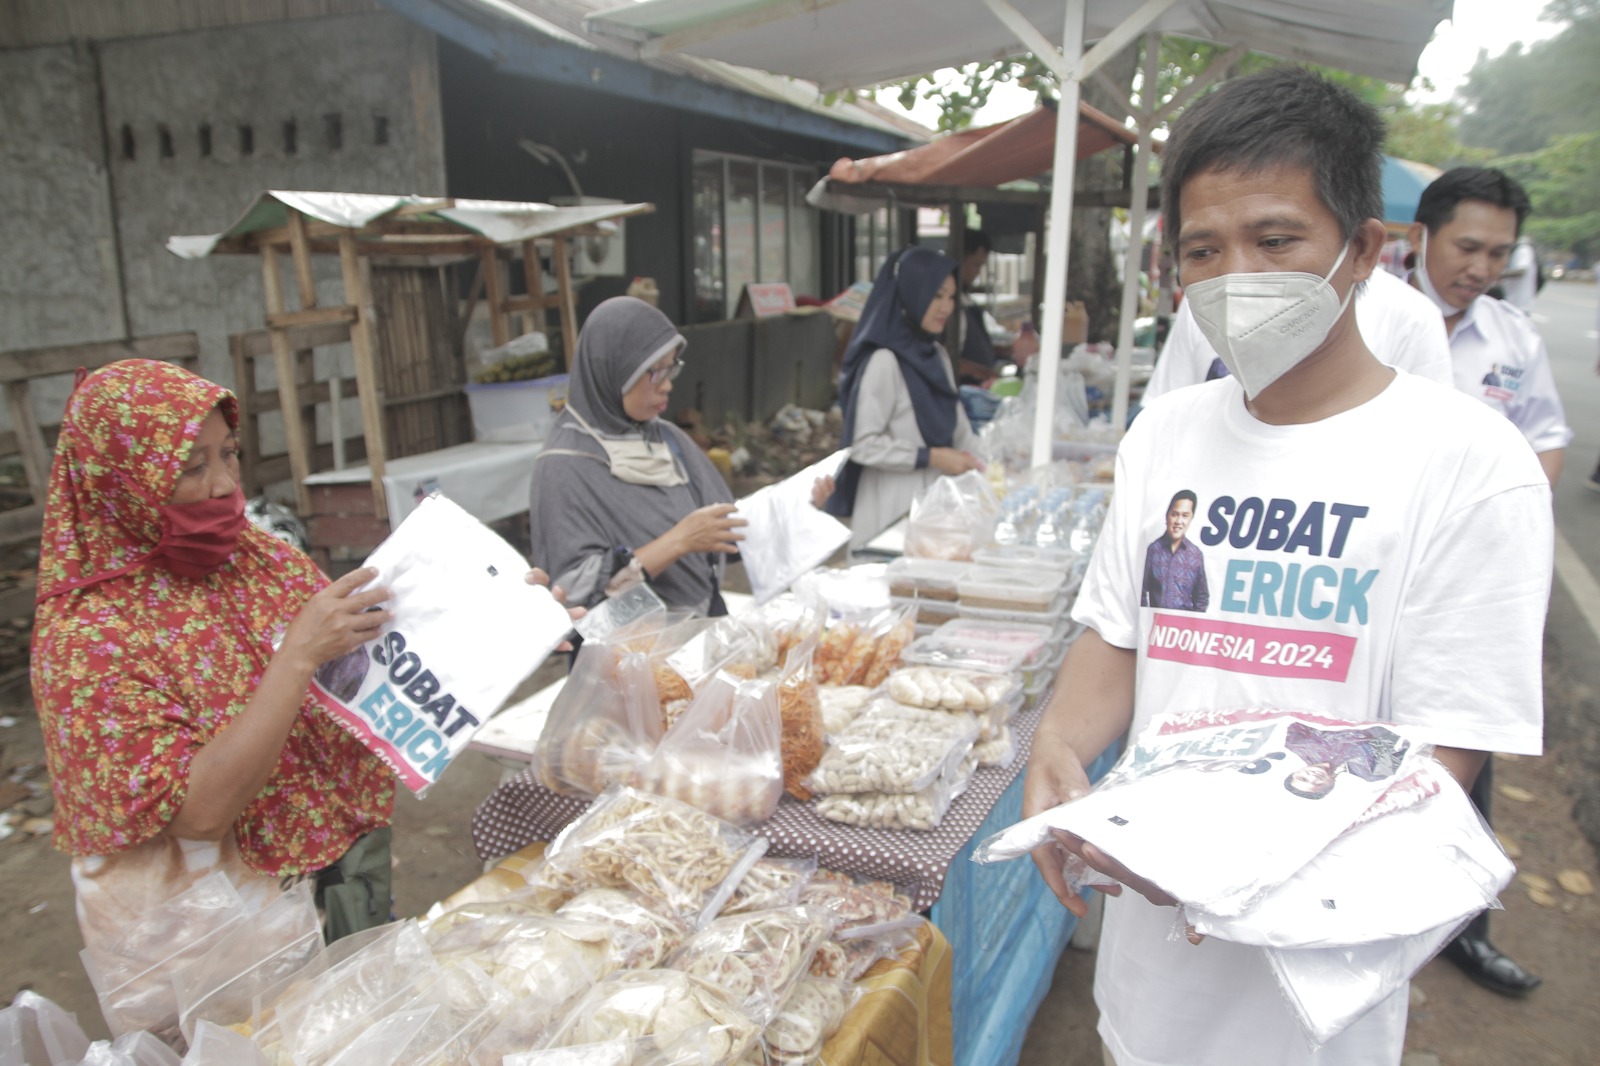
471, 706, 1044, 912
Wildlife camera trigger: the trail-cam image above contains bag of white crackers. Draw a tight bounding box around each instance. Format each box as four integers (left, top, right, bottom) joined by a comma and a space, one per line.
309, 494, 574, 794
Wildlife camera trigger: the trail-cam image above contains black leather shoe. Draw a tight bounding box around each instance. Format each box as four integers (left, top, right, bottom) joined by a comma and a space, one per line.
1442, 934, 1542, 996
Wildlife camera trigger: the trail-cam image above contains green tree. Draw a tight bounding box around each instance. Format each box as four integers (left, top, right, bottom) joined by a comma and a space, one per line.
1382, 103, 1496, 169
1500, 132, 1600, 261
1456, 3, 1600, 154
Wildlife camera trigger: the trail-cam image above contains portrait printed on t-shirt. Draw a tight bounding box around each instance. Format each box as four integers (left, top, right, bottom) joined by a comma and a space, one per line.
1140, 489, 1210, 613
1280, 720, 1409, 799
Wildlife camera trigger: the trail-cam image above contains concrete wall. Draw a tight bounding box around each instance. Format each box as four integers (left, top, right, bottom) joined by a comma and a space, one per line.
0, 7, 445, 452
0, 43, 125, 351
99, 11, 446, 393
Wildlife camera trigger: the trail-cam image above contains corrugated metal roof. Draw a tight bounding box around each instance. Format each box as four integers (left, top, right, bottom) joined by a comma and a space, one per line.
378, 0, 929, 149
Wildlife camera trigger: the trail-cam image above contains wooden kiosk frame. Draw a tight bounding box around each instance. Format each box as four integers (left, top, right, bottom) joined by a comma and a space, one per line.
170, 193, 654, 518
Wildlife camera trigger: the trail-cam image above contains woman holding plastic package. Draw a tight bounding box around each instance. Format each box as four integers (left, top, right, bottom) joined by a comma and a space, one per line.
530, 295, 743, 615
823, 245, 982, 550
30, 360, 409, 1039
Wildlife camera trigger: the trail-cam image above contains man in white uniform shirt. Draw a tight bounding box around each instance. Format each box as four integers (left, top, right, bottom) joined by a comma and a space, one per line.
1499, 237, 1540, 313
1144, 266, 1452, 401
1405, 166, 1570, 996
1409, 167, 1573, 488
1024, 68, 1552, 1066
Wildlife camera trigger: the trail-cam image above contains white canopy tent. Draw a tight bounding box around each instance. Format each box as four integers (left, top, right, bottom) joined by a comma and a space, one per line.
587, 0, 1455, 464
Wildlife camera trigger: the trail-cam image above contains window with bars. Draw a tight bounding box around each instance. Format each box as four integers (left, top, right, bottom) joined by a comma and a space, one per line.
690, 151, 823, 322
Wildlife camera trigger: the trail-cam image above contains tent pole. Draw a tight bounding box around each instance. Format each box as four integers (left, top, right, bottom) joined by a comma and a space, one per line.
1031, 0, 1086, 468
1111, 32, 1162, 431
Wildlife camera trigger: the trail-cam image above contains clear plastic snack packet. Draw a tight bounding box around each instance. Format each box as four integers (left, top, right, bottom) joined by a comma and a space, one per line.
859, 605, 915, 690
180, 1021, 269, 1066
634, 673, 784, 826
882, 666, 1021, 713
904, 470, 999, 561
428, 909, 641, 1001
803, 700, 978, 796
721, 858, 818, 917
271, 920, 441, 1066
531, 642, 661, 798
309, 494, 574, 794
661, 906, 835, 1025
0, 990, 93, 1066
76, 1032, 181, 1065
747, 977, 860, 1066
531, 787, 768, 927
80, 870, 248, 1043
797, 871, 916, 938
538, 970, 762, 1066
173, 882, 321, 1044
776, 646, 825, 802
554, 888, 693, 970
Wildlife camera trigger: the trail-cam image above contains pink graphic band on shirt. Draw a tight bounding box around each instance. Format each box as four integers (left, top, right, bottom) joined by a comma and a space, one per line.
1146, 612, 1357, 682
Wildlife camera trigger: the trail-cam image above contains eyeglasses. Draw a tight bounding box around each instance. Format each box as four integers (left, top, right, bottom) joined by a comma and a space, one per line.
646, 359, 685, 385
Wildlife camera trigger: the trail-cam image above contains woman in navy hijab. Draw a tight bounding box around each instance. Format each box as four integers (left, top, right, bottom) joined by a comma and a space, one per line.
824, 246, 981, 548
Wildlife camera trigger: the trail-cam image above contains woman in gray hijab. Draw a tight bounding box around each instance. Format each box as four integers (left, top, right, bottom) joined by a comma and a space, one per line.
529, 296, 743, 615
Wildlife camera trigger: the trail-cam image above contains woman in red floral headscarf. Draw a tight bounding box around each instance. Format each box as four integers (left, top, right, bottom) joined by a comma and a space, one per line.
31, 360, 396, 1038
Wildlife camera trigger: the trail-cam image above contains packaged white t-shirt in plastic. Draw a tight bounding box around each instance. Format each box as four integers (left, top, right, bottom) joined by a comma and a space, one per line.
737, 451, 853, 605
310, 493, 575, 794
978, 709, 1430, 916
1185, 759, 1513, 948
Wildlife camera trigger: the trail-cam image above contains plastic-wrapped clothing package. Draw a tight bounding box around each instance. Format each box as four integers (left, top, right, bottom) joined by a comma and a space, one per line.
530, 787, 768, 927
79, 870, 248, 1043
632, 674, 784, 826
531, 642, 661, 798
172, 882, 321, 1043
309, 494, 575, 794
735, 453, 853, 605
1185, 760, 1514, 948
975, 710, 1431, 917
0, 990, 92, 1066
1265, 915, 1471, 1048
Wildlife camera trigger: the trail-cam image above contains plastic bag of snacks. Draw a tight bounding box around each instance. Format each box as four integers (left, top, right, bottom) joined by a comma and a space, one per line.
172, 882, 322, 1044
662, 906, 836, 1025
428, 910, 631, 1003
555, 889, 693, 970
814, 755, 970, 832
531, 641, 661, 798
633, 674, 784, 826
738, 977, 860, 1066
804, 700, 978, 796
904, 471, 999, 561
720, 858, 818, 917
883, 666, 1021, 713
80, 870, 248, 1044
309, 494, 574, 794
776, 645, 825, 802
529, 787, 768, 926
537, 970, 762, 1066
650, 616, 765, 729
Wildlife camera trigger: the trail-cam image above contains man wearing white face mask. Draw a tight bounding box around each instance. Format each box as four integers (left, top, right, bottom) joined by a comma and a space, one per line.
1408, 167, 1572, 488
1144, 254, 1452, 402
1023, 67, 1552, 1066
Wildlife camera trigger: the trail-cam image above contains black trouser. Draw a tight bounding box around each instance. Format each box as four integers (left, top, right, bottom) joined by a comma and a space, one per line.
1461, 759, 1494, 941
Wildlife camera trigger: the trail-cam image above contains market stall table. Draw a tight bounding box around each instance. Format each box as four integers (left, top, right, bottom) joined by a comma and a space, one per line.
438, 843, 955, 1066
468, 696, 1117, 1066
303, 439, 546, 530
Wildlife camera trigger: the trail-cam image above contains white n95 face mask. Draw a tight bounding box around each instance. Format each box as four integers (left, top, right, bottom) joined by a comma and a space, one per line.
1412, 230, 1459, 318
1184, 243, 1354, 399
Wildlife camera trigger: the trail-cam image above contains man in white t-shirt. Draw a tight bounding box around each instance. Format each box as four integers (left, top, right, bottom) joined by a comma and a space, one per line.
1405, 166, 1571, 995
1409, 168, 1573, 488
1023, 68, 1552, 1066
1143, 266, 1453, 401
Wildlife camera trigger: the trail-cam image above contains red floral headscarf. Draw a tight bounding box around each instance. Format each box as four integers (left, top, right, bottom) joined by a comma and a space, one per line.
32, 360, 394, 875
